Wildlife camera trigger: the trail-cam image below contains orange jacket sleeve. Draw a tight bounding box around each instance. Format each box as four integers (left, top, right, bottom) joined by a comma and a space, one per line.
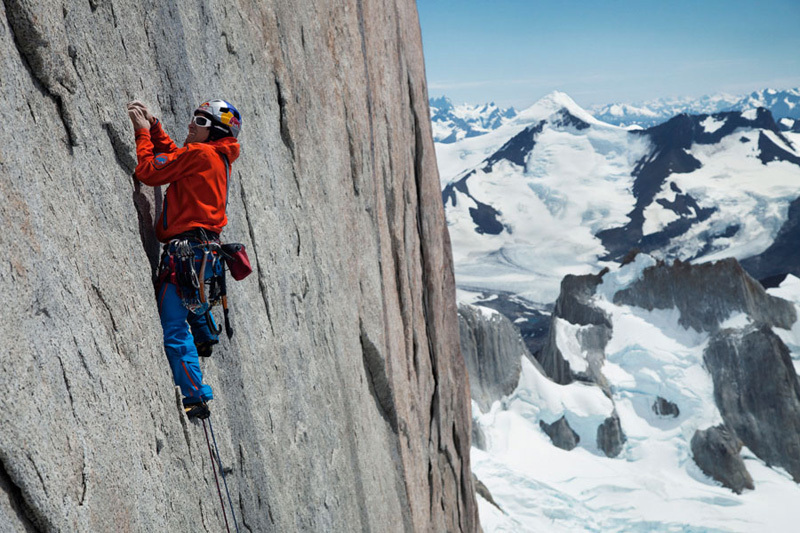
134, 129, 209, 187
149, 119, 178, 154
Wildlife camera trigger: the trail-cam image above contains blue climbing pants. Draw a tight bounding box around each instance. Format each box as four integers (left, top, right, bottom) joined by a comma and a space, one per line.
157, 248, 218, 405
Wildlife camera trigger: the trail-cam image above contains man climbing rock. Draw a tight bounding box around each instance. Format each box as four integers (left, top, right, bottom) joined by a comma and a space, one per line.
128, 99, 242, 419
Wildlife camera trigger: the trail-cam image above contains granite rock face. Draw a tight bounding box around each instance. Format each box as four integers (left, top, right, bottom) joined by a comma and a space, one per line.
458, 303, 526, 412
0, 1, 477, 532
691, 424, 754, 494
704, 325, 800, 483
597, 413, 626, 458
539, 416, 580, 451
614, 258, 796, 332
538, 272, 612, 392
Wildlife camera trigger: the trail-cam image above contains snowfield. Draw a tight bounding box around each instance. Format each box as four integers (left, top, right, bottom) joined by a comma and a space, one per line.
472, 258, 800, 532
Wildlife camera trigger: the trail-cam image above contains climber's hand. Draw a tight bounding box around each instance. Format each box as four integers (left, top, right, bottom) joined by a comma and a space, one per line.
128, 100, 157, 125
127, 102, 150, 130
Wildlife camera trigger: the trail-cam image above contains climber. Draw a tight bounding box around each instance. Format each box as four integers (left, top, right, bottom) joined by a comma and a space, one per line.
127, 99, 242, 419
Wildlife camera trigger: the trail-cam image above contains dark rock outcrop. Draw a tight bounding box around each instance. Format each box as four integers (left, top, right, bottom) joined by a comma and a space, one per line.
458, 304, 526, 412
614, 258, 796, 332
652, 397, 680, 418
484, 120, 545, 171
691, 425, 754, 494
473, 474, 504, 513
0, 1, 477, 531
472, 421, 487, 451
442, 171, 505, 235
538, 271, 612, 391
597, 412, 626, 458
539, 416, 580, 451
704, 325, 800, 482
538, 255, 800, 480
466, 293, 552, 357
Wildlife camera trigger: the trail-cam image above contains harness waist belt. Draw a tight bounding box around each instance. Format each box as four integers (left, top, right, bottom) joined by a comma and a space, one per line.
171, 228, 220, 242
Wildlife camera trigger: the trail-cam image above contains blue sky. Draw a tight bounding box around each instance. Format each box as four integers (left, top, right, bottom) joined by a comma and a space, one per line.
417, 0, 800, 109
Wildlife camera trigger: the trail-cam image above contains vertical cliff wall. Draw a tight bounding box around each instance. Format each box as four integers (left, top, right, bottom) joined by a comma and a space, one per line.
0, 0, 478, 531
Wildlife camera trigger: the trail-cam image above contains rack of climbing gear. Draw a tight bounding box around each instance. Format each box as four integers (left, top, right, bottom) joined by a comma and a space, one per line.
156, 234, 251, 341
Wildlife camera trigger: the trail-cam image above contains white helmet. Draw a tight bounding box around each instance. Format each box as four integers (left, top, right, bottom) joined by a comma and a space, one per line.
195, 99, 241, 138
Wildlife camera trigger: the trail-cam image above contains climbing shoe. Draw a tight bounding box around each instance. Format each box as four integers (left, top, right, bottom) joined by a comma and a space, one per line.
196, 340, 216, 358
184, 401, 211, 420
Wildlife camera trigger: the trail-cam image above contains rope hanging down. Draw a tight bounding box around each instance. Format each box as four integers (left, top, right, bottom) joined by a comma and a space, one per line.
208, 417, 241, 533
202, 419, 233, 533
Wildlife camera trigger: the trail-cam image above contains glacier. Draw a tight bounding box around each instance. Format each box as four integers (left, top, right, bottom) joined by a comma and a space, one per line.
471, 259, 800, 532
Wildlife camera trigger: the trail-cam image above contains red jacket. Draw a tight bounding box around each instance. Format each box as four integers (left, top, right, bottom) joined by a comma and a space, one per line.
134, 120, 241, 242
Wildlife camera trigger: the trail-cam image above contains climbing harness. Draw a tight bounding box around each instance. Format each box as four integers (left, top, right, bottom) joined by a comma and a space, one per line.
156, 233, 250, 341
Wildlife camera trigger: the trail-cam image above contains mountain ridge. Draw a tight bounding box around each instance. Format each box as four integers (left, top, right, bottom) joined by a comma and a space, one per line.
442, 93, 800, 310
430, 95, 518, 144
591, 88, 800, 128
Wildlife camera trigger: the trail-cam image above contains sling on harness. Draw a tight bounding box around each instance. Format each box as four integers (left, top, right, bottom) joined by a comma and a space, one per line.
156, 235, 252, 344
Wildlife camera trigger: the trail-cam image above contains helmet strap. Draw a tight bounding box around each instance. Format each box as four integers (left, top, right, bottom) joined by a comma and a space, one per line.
208, 124, 232, 141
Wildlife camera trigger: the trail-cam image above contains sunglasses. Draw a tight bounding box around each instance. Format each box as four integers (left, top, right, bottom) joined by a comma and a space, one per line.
192, 115, 213, 127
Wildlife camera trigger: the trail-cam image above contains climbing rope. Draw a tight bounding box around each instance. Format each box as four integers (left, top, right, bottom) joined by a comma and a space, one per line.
208, 416, 241, 533
202, 419, 231, 533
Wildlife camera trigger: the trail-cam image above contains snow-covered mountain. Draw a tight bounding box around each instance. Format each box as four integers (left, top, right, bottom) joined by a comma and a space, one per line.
735, 88, 800, 121
430, 96, 517, 143
590, 93, 742, 128
471, 256, 800, 532
591, 88, 800, 128
442, 92, 800, 308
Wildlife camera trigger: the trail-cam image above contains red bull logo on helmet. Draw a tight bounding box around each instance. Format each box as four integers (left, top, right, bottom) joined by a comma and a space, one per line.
220, 111, 241, 129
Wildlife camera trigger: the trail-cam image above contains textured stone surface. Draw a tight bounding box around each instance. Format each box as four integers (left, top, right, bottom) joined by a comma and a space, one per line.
473, 474, 503, 514
458, 303, 525, 412
0, 1, 477, 531
465, 293, 552, 358
652, 397, 680, 418
614, 258, 796, 332
539, 416, 580, 451
597, 412, 626, 458
704, 325, 800, 482
472, 419, 487, 451
691, 424, 754, 494
537, 272, 612, 391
